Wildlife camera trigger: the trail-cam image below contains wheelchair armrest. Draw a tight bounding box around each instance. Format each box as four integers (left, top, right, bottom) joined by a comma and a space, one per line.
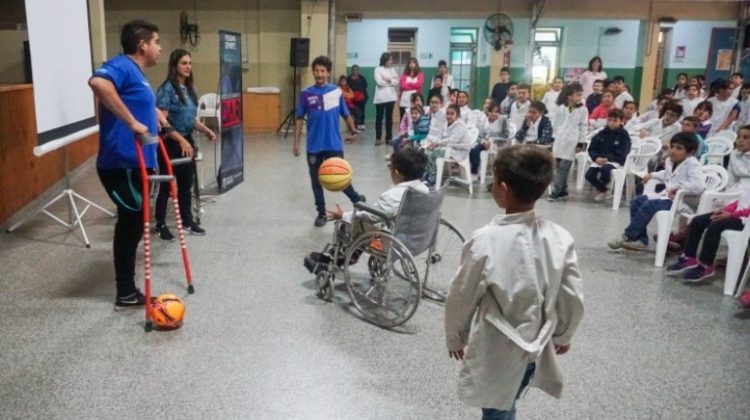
353, 201, 393, 222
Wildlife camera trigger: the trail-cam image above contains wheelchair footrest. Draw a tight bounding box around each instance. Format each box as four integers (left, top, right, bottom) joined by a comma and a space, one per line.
304, 252, 330, 274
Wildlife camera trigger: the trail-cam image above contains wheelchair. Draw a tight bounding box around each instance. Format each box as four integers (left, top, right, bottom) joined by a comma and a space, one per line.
303, 188, 465, 328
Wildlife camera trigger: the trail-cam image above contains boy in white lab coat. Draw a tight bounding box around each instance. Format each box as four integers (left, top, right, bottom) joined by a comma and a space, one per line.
445, 145, 585, 419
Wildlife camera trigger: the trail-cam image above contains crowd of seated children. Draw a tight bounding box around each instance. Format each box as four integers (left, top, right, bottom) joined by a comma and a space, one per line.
515, 101, 554, 146
585, 109, 631, 202
469, 101, 511, 179
393, 93, 424, 152
508, 84, 531, 130
490, 67, 513, 106
639, 101, 683, 146
707, 79, 739, 136
673, 73, 689, 100
549, 82, 588, 202
586, 79, 605, 113
423, 104, 472, 185
681, 83, 702, 118
542, 77, 564, 113
690, 75, 707, 98
500, 82, 518, 116
589, 90, 617, 129
622, 101, 640, 133
639, 89, 673, 123
608, 133, 705, 251
611, 76, 634, 109
392, 104, 431, 155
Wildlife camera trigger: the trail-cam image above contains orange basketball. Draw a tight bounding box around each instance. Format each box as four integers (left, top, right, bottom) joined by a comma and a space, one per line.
318, 158, 353, 192
151, 294, 185, 330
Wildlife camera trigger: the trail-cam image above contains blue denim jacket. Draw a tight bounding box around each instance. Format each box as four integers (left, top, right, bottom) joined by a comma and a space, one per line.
156, 81, 197, 137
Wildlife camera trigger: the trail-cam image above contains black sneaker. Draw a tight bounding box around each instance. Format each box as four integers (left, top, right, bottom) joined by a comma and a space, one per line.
358, 194, 366, 203
115, 289, 147, 310
186, 222, 206, 236
155, 223, 175, 241
314, 214, 327, 227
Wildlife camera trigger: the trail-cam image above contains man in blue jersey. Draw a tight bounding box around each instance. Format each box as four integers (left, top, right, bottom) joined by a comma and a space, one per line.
89, 20, 166, 309
293, 56, 365, 227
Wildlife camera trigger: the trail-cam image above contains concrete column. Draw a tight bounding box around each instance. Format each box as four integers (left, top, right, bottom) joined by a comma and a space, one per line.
638, 20, 661, 113
300, 0, 330, 88
88, 0, 107, 66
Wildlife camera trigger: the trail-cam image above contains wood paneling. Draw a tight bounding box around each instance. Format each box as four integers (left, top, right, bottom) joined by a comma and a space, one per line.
243, 92, 282, 133
0, 84, 98, 224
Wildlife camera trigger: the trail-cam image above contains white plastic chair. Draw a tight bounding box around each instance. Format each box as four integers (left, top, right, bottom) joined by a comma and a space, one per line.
198, 93, 220, 121
733, 240, 750, 298
575, 128, 603, 191
477, 123, 516, 186
436, 127, 477, 194
720, 217, 750, 296
653, 165, 728, 267
611, 136, 661, 209
700, 137, 733, 165
713, 129, 737, 143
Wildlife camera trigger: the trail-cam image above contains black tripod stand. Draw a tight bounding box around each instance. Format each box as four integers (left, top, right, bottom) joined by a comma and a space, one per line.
277, 65, 299, 138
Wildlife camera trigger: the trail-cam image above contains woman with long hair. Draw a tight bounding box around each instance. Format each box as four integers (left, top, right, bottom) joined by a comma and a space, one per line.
373, 52, 399, 146
154, 49, 216, 240
579, 56, 608, 99
399, 57, 424, 119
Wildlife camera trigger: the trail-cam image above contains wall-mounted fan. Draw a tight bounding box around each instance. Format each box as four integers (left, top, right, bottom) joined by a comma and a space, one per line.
180, 11, 200, 47
483, 13, 514, 51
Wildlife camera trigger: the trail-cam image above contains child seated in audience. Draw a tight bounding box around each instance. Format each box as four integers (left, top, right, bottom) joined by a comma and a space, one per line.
393, 104, 431, 154
549, 82, 589, 201
640, 101, 683, 145
426, 94, 447, 140
680, 116, 708, 158
692, 100, 713, 139
515, 101, 553, 145
608, 133, 705, 251
428, 75, 443, 106
542, 77, 564, 112
339, 75, 362, 138
622, 101, 640, 133
731, 72, 745, 99
681, 84, 702, 118
588, 90, 616, 128
708, 79, 740, 136
396, 93, 423, 145
500, 82, 518, 116
509, 84, 531, 130
585, 109, 631, 202
673, 73, 689, 100
456, 91, 474, 125
735, 83, 750, 129
423, 104, 472, 185
469, 102, 511, 178
445, 145, 584, 420
586, 79, 604, 113
612, 76, 634, 109
665, 186, 750, 282
726, 125, 750, 187
639, 89, 673, 123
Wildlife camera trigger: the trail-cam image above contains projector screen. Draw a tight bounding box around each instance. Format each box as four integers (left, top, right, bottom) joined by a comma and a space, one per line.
25, 0, 98, 157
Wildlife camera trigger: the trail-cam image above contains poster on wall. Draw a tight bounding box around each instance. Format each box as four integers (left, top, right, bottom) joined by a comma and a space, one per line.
562, 67, 585, 83
675, 46, 686, 62
218, 30, 244, 192
716, 49, 733, 71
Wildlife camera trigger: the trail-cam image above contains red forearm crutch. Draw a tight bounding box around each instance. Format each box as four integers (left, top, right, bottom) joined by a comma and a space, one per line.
134, 134, 195, 332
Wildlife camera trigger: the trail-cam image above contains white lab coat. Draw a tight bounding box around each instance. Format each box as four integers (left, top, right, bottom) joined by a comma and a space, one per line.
445, 210, 584, 411
681, 97, 702, 119
727, 150, 750, 189
552, 105, 589, 161
426, 108, 447, 140
373, 66, 399, 104
614, 91, 634, 109
649, 156, 706, 199
640, 119, 682, 145
509, 101, 530, 131
707, 96, 739, 136
433, 119, 473, 162
343, 179, 428, 223
542, 90, 560, 112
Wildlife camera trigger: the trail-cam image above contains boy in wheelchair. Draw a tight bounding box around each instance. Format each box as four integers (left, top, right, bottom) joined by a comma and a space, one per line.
304, 148, 429, 273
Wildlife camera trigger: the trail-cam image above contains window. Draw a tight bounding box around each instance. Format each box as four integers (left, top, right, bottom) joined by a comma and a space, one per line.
532, 27, 562, 85
388, 28, 417, 73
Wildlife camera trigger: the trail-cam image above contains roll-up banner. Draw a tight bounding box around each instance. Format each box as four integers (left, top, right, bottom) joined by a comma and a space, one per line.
218, 30, 244, 192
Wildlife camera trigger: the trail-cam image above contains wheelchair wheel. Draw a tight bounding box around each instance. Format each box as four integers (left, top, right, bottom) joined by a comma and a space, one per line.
315, 270, 334, 302
344, 231, 421, 328
421, 218, 465, 302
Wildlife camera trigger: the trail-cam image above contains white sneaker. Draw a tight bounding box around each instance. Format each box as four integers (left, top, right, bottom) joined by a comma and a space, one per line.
357, 124, 366, 130
593, 192, 606, 202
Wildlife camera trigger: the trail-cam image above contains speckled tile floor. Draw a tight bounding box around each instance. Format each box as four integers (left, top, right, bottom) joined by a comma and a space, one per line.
0, 132, 748, 420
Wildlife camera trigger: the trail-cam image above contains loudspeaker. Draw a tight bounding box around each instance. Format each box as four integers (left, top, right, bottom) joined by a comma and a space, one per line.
290, 38, 310, 67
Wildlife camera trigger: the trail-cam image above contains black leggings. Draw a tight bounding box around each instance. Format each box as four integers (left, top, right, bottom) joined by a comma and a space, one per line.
155, 135, 195, 226
375, 101, 394, 142
685, 213, 744, 265
98, 168, 145, 296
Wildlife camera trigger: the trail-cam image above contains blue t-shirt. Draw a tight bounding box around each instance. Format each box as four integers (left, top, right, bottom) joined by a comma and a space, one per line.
295, 84, 349, 153
156, 81, 197, 137
92, 54, 158, 169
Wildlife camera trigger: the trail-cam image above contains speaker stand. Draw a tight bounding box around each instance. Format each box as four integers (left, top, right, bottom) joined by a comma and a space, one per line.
278, 65, 299, 138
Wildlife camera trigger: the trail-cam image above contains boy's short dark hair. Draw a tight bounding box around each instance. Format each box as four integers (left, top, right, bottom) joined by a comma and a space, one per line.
457, 90, 469, 98
670, 132, 699, 153
608, 109, 624, 120
517, 84, 531, 92
682, 116, 700, 126
493, 145, 555, 204
311, 56, 332, 72
529, 100, 547, 115
428, 93, 443, 103
391, 148, 427, 181
433, 74, 443, 81
732, 72, 744, 79
508, 81, 519, 88
695, 100, 713, 115
438, 60, 447, 67
410, 92, 423, 103
713, 79, 731, 91
612, 76, 626, 83
622, 100, 637, 109
660, 101, 683, 118
593, 79, 604, 85
500, 67, 510, 73
121, 20, 159, 55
